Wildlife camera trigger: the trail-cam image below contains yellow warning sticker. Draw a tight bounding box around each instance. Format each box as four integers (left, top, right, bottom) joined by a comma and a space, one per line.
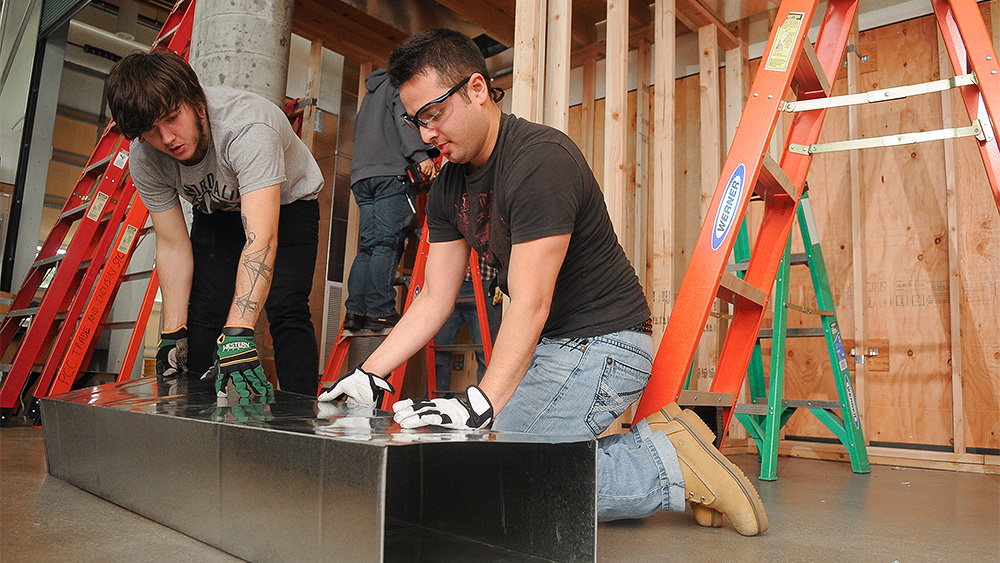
764, 12, 805, 72
117, 224, 138, 254
87, 192, 109, 222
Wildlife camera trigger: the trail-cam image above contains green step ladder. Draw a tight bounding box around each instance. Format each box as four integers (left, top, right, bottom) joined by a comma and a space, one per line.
728, 189, 870, 481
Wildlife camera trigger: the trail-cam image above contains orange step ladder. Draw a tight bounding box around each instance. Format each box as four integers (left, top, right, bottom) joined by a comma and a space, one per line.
0, 0, 195, 424
634, 0, 1000, 440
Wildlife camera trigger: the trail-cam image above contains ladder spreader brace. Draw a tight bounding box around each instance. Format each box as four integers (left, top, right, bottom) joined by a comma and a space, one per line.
633, 0, 1000, 443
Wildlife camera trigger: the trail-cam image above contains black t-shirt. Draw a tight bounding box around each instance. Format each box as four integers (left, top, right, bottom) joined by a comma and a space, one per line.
426, 113, 650, 339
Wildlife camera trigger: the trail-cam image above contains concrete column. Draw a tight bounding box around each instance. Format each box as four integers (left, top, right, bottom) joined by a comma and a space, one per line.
189, 0, 294, 107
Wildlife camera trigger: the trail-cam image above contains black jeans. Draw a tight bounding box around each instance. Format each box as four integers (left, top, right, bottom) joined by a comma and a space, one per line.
187, 199, 320, 396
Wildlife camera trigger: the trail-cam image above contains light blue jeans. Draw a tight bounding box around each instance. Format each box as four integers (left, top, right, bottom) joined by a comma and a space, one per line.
492, 330, 686, 521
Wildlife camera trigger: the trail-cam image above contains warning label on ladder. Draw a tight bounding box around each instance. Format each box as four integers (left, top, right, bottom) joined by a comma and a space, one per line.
765, 12, 804, 72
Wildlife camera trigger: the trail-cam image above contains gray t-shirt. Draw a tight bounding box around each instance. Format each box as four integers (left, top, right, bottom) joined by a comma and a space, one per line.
129, 87, 323, 214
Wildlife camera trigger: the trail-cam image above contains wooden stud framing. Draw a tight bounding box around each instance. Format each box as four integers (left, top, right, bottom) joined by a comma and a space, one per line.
340, 61, 373, 324
581, 56, 597, 166
697, 23, 721, 388
846, 20, 868, 442
938, 28, 966, 455
650, 0, 676, 346
604, 0, 630, 248
544, 0, 572, 132
301, 40, 323, 151
512, 0, 546, 121
303, 39, 326, 359
635, 38, 652, 282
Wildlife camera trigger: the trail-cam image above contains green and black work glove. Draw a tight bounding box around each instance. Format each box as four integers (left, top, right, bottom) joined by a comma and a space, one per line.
155, 326, 188, 378
201, 326, 274, 398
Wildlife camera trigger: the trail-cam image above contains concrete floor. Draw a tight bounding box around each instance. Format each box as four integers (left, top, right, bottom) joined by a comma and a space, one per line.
2, 425, 998, 562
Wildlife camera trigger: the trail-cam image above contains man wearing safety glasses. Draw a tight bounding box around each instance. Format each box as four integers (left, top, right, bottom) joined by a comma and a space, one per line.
319, 28, 768, 535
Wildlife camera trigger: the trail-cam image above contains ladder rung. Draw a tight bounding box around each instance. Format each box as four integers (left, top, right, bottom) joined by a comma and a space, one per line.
793, 39, 831, 97
58, 203, 91, 221
755, 154, 797, 200
82, 154, 113, 176
734, 403, 769, 415
102, 321, 136, 330
431, 344, 482, 352
754, 397, 844, 410
677, 390, 736, 407
718, 272, 767, 307
728, 252, 809, 273
6, 307, 40, 318
34, 254, 65, 268
758, 326, 826, 339
119, 270, 153, 282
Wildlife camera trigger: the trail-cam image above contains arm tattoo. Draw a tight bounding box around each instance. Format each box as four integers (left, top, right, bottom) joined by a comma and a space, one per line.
233, 232, 273, 318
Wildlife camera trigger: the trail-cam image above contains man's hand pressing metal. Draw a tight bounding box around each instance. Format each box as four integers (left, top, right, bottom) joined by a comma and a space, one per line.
202, 326, 274, 398
155, 326, 188, 378
317, 366, 394, 409
392, 385, 493, 430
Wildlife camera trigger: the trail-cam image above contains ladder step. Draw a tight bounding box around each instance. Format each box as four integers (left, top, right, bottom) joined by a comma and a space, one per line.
717, 272, 767, 307
58, 203, 91, 221
758, 326, 826, 339
119, 270, 153, 283
754, 154, 797, 200
677, 390, 736, 407
34, 254, 65, 268
793, 39, 831, 98
6, 307, 40, 318
431, 344, 482, 352
728, 252, 809, 273
102, 321, 136, 330
735, 398, 844, 415
82, 154, 113, 177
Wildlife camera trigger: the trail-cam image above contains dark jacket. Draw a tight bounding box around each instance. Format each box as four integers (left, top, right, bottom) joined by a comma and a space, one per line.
350, 68, 432, 185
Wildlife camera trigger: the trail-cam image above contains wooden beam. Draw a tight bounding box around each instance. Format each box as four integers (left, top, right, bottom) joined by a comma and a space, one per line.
341, 62, 373, 328
725, 19, 749, 152
938, 27, 965, 455
847, 19, 869, 441
675, 0, 738, 50
651, 0, 676, 346
581, 55, 597, 166
635, 37, 652, 283
303, 39, 326, 361
433, 0, 515, 46
604, 0, 630, 249
630, 0, 652, 27
570, 25, 654, 68
292, 0, 406, 66
698, 23, 721, 389
544, 0, 572, 132
512, 0, 545, 121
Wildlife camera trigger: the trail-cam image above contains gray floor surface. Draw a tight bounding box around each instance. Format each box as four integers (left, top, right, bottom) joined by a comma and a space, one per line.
2, 425, 998, 562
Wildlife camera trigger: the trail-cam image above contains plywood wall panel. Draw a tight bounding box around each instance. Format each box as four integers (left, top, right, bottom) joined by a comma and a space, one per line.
856, 17, 953, 447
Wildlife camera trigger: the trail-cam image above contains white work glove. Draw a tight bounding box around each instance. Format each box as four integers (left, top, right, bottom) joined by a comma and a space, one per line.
392, 385, 494, 430
317, 366, 394, 409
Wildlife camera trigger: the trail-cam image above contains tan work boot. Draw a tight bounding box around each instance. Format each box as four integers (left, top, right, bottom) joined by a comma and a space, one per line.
660, 403, 723, 528
647, 407, 768, 536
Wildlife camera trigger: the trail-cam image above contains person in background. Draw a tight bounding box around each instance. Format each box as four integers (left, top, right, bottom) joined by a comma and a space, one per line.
343, 67, 436, 332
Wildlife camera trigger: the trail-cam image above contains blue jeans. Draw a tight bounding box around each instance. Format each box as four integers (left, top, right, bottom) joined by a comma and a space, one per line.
434, 278, 502, 390
492, 330, 686, 521
345, 176, 414, 317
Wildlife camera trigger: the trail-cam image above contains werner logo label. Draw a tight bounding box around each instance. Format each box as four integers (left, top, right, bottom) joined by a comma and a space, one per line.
712, 164, 745, 250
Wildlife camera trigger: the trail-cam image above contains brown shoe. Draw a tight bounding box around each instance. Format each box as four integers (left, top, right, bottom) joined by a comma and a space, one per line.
647, 408, 768, 536
660, 403, 723, 528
